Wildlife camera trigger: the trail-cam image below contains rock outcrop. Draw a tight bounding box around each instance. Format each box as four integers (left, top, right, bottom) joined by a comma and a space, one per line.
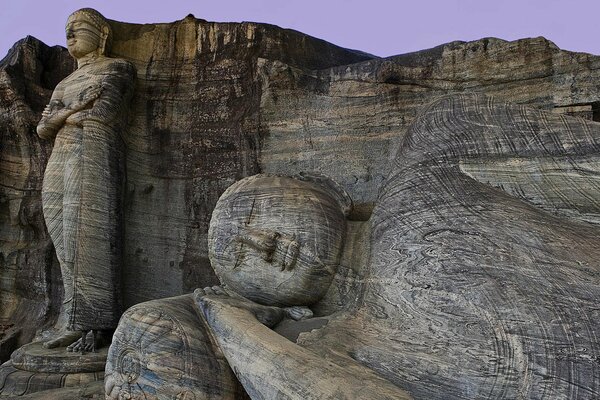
259, 37, 600, 205
0, 37, 75, 362
1, 14, 600, 367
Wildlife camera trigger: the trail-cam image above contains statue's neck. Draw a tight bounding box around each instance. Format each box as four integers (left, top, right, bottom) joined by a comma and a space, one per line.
77, 53, 106, 69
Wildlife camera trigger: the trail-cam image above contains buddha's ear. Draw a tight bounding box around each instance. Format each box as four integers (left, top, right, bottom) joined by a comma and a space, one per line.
293, 172, 353, 217
99, 25, 110, 55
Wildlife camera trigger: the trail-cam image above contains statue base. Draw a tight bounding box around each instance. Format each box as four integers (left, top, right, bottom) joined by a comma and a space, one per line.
0, 342, 106, 397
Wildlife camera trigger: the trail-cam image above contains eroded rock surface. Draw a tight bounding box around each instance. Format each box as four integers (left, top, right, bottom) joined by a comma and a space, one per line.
0, 18, 372, 363
259, 37, 600, 204
0, 37, 74, 362
106, 17, 373, 307
295, 94, 600, 399
2, 15, 600, 374
106, 95, 600, 400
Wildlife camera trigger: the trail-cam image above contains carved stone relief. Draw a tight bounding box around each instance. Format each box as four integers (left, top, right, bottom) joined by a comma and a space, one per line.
1, 6, 600, 400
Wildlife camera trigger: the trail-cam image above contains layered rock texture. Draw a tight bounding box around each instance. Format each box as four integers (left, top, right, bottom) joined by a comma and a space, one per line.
107, 18, 374, 308
293, 93, 600, 399
0, 37, 75, 362
1, 14, 600, 371
119, 91, 600, 399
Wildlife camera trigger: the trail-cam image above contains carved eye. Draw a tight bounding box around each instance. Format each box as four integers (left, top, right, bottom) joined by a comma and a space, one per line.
282, 239, 300, 271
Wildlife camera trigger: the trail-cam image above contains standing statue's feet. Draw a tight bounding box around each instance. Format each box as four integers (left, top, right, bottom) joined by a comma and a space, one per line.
42, 330, 81, 349
67, 330, 110, 353
194, 286, 286, 328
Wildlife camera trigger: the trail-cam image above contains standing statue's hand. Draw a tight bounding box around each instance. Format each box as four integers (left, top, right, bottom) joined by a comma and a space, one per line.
69, 85, 102, 112
65, 110, 91, 126
41, 100, 65, 118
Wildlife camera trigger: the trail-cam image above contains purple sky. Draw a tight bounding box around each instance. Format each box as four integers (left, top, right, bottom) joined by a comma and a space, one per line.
1, 0, 597, 60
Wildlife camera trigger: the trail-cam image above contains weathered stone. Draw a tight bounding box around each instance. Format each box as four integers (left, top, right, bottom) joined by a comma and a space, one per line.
11, 342, 107, 373
0, 16, 375, 364
104, 294, 248, 400
208, 174, 350, 307
105, 17, 373, 309
0, 361, 103, 397
287, 94, 600, 399
2, 10, 600, 399
258, 37, 600, 205
3, 18, 600, 351
37, 9, 136, 350
1, 379, 104, 399
143, 93, 593, 400
0, 36, 74, 363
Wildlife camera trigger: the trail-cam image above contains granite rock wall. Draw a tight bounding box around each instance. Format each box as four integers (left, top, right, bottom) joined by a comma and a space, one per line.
0, 37, 74, 361
1, 15, 600, 362
106, 17, 373, 306
259, 37, 600, 205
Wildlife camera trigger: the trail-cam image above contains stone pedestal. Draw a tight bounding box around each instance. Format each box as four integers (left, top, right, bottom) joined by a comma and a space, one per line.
0, 342, 106, 396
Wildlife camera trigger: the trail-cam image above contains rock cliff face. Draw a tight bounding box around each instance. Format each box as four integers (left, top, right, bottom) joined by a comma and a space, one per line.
259, 37, 600, 205
0, 18, 373, 360
1, 15, 600, 361
105, 18, 373, 308
0, 37, 75, 361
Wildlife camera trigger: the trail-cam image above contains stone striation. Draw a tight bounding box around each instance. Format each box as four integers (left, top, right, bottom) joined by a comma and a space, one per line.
295, 93, 600, 399
259, 37, 600, 205
37, 8, 137, 337
208, 174, 350, 307
106, 17, 375, 308
2, 16, 600, 368
0, 19, 372, 362
0, 37, 74, 363
104, 294, 247, 399
102, 94, 600, 399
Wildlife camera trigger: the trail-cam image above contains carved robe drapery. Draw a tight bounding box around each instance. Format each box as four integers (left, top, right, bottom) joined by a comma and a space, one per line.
41, 57, 135, 331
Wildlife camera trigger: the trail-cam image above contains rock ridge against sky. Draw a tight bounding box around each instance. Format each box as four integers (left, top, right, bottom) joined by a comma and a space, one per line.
1, 0, 599, 60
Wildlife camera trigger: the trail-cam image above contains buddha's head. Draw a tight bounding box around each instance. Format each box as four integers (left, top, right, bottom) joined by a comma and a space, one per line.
65, 8, 111, 59
209, 174, 351, 307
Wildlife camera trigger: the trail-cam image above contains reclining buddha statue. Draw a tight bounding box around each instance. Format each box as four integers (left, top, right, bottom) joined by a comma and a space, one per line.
106, 93, 600, 399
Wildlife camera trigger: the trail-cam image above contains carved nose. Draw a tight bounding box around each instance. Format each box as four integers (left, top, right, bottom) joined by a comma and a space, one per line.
235, 229, 278, 262
66, 29, 75, 39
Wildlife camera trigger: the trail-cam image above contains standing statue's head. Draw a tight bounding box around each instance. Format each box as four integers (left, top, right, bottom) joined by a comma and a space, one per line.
209, 174, 351, 307
65, 8, 112, 59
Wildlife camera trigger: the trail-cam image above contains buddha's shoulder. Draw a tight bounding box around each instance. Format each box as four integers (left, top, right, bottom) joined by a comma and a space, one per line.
99, 57, 136, 76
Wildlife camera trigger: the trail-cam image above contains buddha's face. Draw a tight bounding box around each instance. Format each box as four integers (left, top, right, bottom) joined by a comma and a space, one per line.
65, 15, 102, 59
208, 175, 346, 307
